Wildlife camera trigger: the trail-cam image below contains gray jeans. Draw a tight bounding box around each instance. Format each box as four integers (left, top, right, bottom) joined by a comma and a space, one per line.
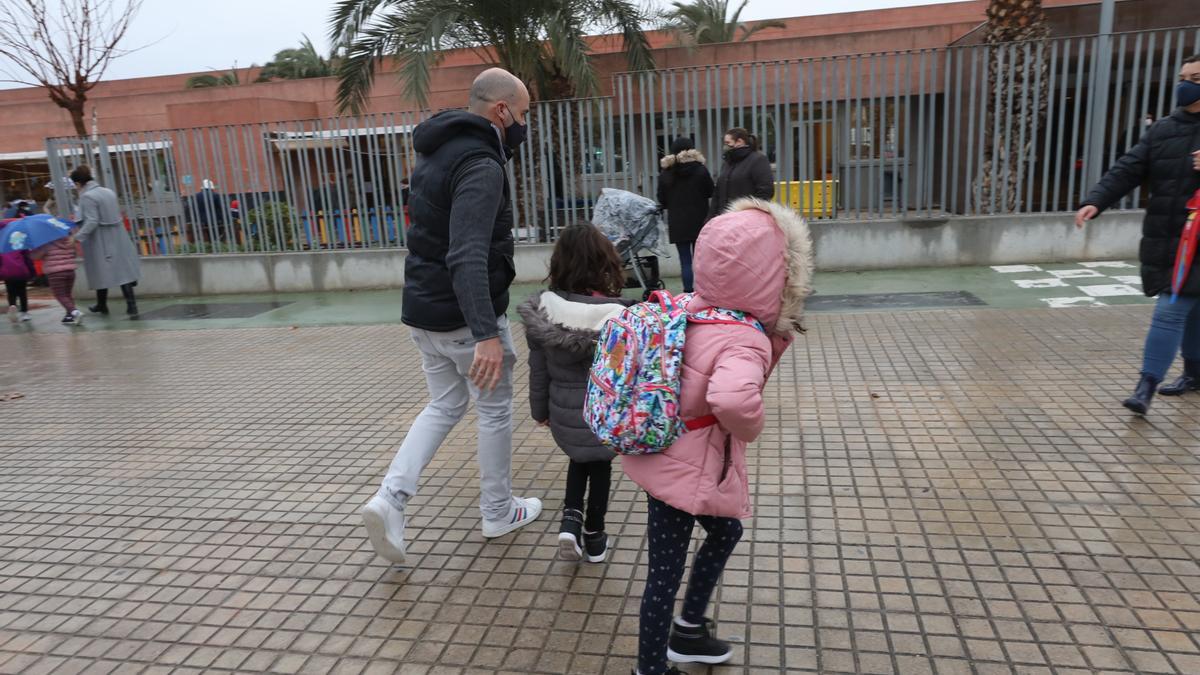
381, 319, 517, 521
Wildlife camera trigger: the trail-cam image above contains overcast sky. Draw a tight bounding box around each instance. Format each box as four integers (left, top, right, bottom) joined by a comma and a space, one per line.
6, 0, 969, 85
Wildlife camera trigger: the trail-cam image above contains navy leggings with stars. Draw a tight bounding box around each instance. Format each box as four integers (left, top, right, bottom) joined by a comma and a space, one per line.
638, 496, 743, 675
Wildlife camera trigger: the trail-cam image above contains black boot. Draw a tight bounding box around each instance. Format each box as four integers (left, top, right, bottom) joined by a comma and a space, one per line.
90, 289, 109, 314
1123, 374, 1160, 415
1159, 360, 1200, 396
121, 283, 138, 317
667, 618, 733, 665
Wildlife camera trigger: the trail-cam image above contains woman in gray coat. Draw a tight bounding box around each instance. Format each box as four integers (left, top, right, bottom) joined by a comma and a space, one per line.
69, 166, 140, 316
517, 224, 633, 563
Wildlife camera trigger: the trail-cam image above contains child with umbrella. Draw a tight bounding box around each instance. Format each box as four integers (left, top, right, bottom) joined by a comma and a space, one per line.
0, 219, 35, 322
1, 214, 81, 325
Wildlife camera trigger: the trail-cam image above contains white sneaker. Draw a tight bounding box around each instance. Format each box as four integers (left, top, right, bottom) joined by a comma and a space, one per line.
70, 310, 83, 326
18, 312, 31, 322
6, 306, 16, 323
360, 494, 407, 563
482, 497, 543, 539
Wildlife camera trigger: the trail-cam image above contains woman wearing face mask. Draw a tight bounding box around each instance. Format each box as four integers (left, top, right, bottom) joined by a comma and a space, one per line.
1076, 54, 1200, 415
708, 127, 774, 220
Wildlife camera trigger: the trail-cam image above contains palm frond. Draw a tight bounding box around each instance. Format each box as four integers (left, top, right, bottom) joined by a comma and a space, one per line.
328, 0, 394, 47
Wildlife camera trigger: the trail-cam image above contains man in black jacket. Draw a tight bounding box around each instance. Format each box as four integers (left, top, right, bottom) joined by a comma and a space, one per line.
361, 68, 542, 564
1076, 54, 1200, 415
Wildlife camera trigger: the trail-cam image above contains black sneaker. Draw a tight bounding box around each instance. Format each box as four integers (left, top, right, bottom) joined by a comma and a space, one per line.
88, 304, 108, 315
667, 618, 733, 665
557, 509, 583, 561
61, 314, 75, 325
583, 530, 611, 563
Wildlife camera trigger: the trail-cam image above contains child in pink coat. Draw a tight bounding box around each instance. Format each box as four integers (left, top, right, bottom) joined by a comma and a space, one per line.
31, 235, 82, 326
623, 198, 812, 675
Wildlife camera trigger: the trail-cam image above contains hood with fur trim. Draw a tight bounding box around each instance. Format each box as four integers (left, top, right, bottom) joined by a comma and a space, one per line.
659, 149, 707, 170
517, 291, 631, 354
691, 197, 813, 335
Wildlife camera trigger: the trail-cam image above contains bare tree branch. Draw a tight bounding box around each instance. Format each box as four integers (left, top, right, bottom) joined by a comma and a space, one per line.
0, 0, 143, 136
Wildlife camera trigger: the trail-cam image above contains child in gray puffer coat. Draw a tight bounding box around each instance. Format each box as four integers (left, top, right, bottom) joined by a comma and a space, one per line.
518, 223, 634, 562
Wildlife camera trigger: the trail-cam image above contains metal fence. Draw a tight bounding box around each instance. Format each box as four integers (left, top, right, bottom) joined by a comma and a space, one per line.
45, 25, 1200, 256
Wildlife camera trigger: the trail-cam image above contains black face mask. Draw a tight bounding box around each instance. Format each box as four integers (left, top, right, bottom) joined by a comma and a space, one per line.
501, 106, 528, 150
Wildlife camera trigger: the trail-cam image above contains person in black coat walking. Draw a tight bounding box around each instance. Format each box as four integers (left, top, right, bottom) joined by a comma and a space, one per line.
709, 127, 775, 220
658, 137, 714, 293
1076, 53, 1200, 415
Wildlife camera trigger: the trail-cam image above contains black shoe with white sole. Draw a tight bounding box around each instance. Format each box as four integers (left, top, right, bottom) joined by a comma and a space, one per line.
557, 509, 583, 561
667, 618, 733, 665
583, 530, 611, 563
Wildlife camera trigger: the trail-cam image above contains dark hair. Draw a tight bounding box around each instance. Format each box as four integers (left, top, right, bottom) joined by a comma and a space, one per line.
69, 165, 93, 186
669, 136, 695, 155
725, 127, 759, 152
548, 223, 626, 298
1186, 54, 1200, 65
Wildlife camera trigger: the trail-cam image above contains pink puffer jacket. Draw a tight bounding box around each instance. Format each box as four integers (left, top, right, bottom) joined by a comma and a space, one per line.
622, 199, 813, 519
31, 238, 77, 275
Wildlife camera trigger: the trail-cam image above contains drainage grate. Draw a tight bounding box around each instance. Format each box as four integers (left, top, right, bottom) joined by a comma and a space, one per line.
807, 291, 985, 312
136, 302, 293, 320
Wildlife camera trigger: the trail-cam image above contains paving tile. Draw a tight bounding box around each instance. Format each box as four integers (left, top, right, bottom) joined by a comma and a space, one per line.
0, 306, 1196, 673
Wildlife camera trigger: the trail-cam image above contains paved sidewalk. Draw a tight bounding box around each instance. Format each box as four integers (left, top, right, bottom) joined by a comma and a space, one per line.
1, 302, 1199, 674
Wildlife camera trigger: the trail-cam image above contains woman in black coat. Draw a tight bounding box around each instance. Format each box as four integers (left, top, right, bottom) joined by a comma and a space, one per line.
657, 136, 714, 293
709, 127, 775, 221
1076, 53, 1200, 415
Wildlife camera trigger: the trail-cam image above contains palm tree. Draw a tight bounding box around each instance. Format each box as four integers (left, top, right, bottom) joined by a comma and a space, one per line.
257, 35, 336, 82
977, 0, 1051, 212
328, 0, 656, 113
185, 67, 243, 89
664, 0, 785, 46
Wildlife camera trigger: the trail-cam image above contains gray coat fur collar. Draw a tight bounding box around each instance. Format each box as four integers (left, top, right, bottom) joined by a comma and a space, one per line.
517, 291, 629, 354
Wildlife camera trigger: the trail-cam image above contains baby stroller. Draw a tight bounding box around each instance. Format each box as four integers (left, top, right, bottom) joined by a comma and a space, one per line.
591, 188, 669, 300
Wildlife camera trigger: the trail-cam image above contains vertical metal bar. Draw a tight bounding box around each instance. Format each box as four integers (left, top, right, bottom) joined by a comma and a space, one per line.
1155, 31, 1174, 126
775, 61, 784, 205
1051, 39, 1072, 212
1086, 0, 1116, 188
1040, 39, 1059, 212
965, 47, 979, 215
940, 49, 952, 215
917, 50, 929, 216
926, 49, 939, 218
1001, 43, 1018, 214
1121, 33, 1143, 210
1023, 41, 1044, 213
867, 54, 877, 217
951, 48, 963, 214
853, 53, 862, 218
1106, 33, 1128, 198
989, 45, 1005, 215
565, 99, 577, 234
1134, 32, 1156, 208
1066, 39, 1088, 208
902, 51, 907, 216
795, 60, 806, 207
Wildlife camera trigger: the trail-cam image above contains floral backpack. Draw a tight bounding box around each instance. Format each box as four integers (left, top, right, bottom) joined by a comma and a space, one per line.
584, 291, 765, 456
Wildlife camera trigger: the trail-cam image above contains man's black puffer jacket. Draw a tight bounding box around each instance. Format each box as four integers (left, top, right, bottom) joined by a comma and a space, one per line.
1082, 108, 1200, 297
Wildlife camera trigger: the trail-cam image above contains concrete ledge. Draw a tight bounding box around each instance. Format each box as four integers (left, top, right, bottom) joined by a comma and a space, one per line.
810, 211, 1142, 271
109, 211, 1142, 296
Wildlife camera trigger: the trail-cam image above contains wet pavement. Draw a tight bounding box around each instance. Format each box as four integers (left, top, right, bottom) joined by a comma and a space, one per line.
2, 265, 1199, 674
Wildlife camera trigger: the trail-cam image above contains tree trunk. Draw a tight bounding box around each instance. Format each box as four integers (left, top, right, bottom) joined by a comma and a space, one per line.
978, 0, 1050, 213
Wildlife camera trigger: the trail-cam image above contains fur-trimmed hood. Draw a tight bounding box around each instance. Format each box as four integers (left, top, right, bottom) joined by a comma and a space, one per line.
660, 149, 707, 170
517, 291, 630, 354
692, 197, 813, 335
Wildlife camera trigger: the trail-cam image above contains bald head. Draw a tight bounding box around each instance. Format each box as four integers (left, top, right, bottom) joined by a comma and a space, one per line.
469, 68, 528, 112
468, 67, 531, 146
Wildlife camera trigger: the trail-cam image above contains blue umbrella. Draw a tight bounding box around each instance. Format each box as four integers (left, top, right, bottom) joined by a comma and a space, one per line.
0, 214, 76, 253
